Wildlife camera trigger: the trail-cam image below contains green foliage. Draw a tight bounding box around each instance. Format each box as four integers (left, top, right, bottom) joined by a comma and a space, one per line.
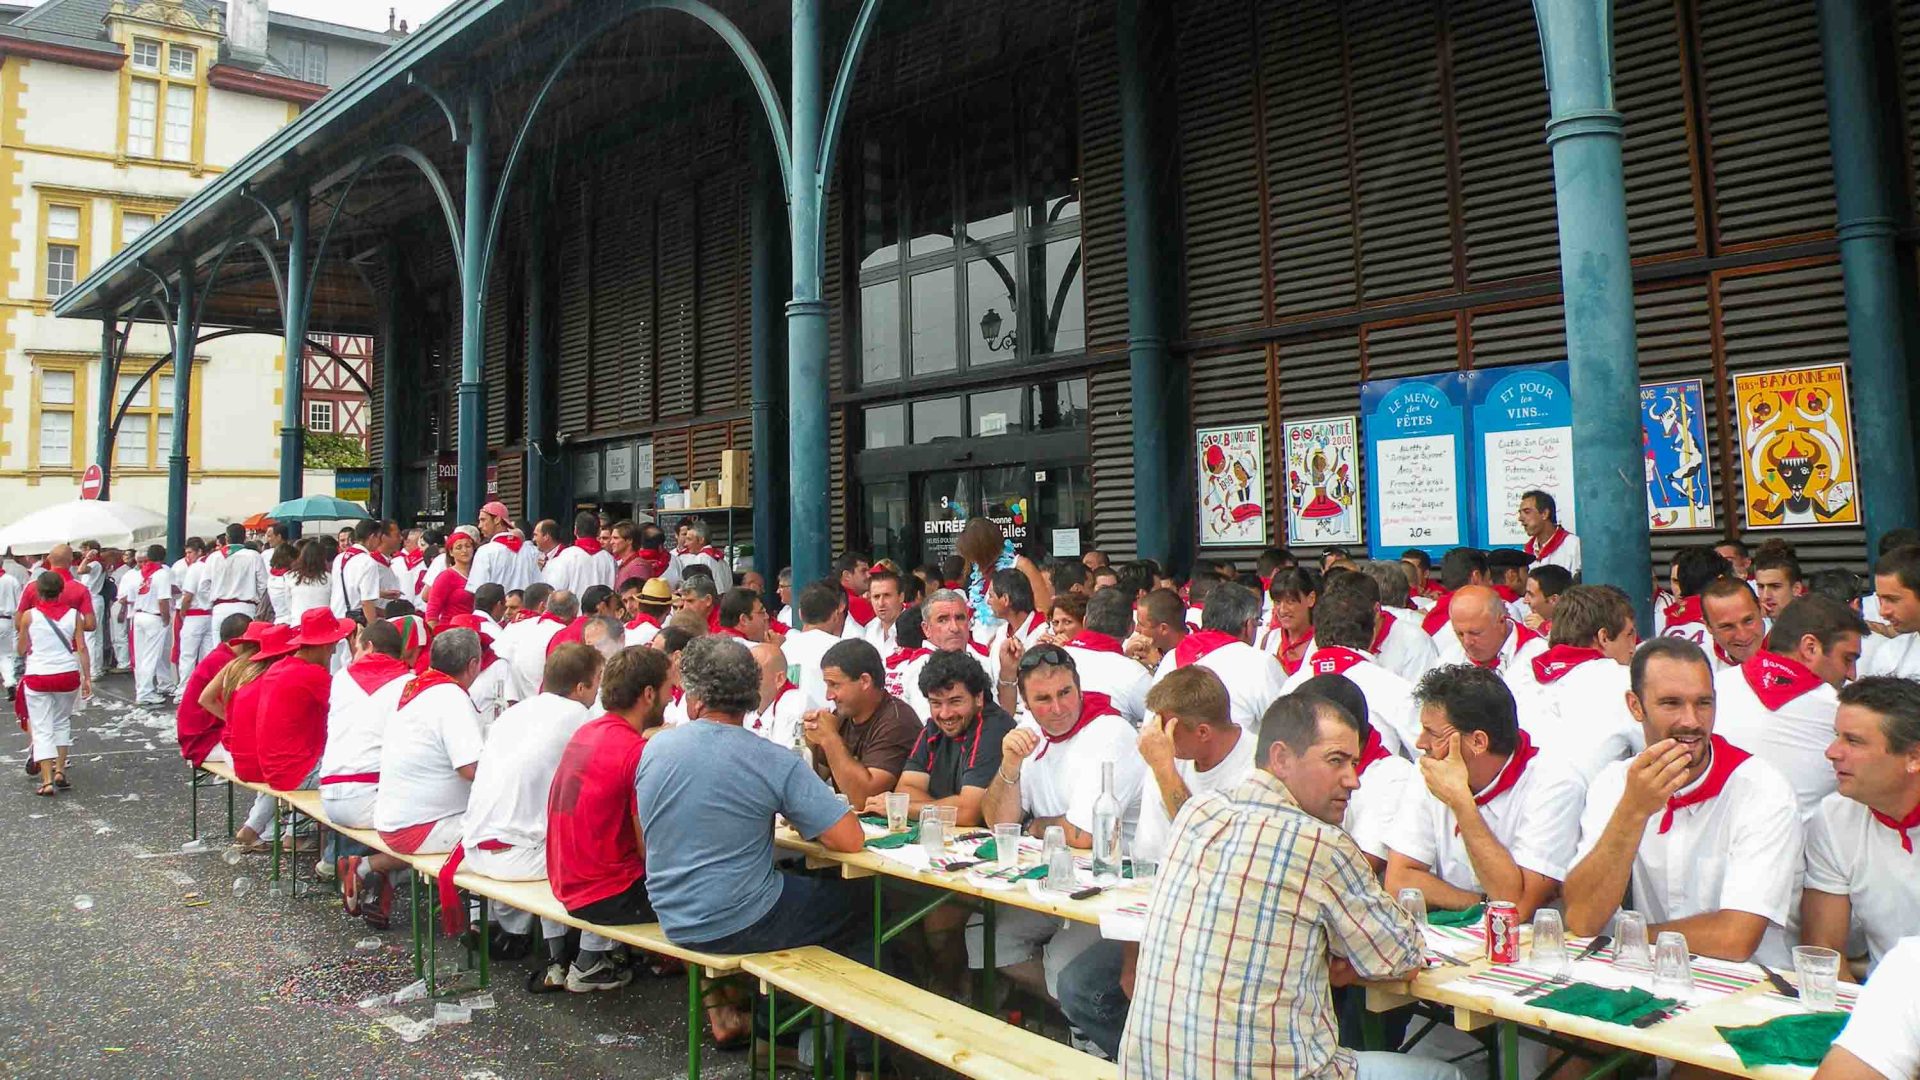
303, 431, 368, 469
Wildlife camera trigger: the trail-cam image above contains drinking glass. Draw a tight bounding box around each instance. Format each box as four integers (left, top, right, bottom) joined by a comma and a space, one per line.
1613, 911, 1652, 972
1397, 888, 1428, 926
884, 792, 910, 833
934, 805, 959, 831
1529, 908, 1569, 975
1652, 931, 1693, 996
919, 805, 945, 857
993, 823, 1023, 871
1043, 825, 1073, 893
1792, 946, 1842, 1007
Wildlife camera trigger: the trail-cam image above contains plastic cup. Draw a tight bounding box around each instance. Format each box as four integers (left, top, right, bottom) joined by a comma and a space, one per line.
1043, 825, 1073, 893
1613, 911, 1652, 972
1792, 945, 1842, 1007
1530, 908, 1569, 975
1652, 931, 1693, 996
1397, 888, 1428, 925
993, 823, 1022, 871
918, 805, 945, 857
884, 792, 910, 833
934, 805, 958, 830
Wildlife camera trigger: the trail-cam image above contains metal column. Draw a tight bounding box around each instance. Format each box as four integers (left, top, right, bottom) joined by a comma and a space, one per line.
456, 83, 490, 526
751, 134, 790, 578
379, 242, 403, 521
166, 261, 196, 560
786, 0, 830, 589
279, 192, 309, 534
1117, 0, 1185, 570
1818, 0, 1918, 540
524, 160, 552, 524
1534, 0, 1652, 626
95, 316, 117, 497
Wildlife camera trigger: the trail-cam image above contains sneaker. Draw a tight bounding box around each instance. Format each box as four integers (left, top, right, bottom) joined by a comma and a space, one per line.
1069, 1027, 1112, 1061
358, 869, 393, 931
338, 856, 362, 917
315, 858, 337, 881
527, 962, 568, 994
565, 958, 634, 993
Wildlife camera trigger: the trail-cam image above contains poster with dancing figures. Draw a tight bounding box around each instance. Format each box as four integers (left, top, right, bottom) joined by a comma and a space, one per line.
1641, 379, 1714, 531
1196, 424, 1267, 547
1283, 416, 1362, 545
1733, 364, 1860, 530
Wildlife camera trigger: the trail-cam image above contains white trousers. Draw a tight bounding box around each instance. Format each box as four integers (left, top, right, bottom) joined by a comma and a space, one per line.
131, 613, 172, 702
84, 622, 104, 670
965, 907, 1101, 1000
109, 613, 130, 670
209, 601, 258, 633
24, 686, 76, 761
320, 784, 379, 829
462, 843, 571, 942
175, 615, 213, 690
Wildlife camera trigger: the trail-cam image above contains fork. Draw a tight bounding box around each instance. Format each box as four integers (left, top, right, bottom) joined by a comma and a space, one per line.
1514, 975, 1572, 999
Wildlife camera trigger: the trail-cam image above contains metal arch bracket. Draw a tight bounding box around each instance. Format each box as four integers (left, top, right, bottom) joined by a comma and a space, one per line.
242, 234, 289, 326
134, 260, 174, 312
191, 328, 372, 398
810, 0, 884, 280
303, 143, 464, 334
408, 71, 466, 144
192, 236, 243, 330
238, 183, 284, 242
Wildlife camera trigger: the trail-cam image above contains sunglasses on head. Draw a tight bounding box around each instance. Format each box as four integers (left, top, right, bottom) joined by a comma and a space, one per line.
1017, 643, 1073, 672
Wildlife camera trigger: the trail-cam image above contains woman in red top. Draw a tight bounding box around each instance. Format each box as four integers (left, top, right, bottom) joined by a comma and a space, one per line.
427, 527, 479, 627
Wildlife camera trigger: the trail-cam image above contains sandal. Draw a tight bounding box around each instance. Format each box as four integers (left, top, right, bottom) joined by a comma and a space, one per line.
52, 769, 69, 790
34, 782, 56, 796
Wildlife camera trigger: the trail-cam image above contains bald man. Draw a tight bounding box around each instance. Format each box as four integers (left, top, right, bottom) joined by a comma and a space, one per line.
745, 641, 805, 747
1434, 585, 1545, 677
18, 544, 97, 634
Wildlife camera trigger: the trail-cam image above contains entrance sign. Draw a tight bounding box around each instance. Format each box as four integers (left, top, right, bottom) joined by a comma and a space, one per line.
1195, 424, 1267, 547
1733, 363, 1860, 529
79, 464, 103, 500
1468, 362, 1576, 548
1362, 376, 1469, 559
1642, 378, 1714, 531
1282, 416, 1361, 546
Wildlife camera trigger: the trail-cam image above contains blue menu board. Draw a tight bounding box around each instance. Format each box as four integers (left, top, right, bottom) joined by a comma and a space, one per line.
1465, 362, 1576, 549
1361, 375, 1471, 560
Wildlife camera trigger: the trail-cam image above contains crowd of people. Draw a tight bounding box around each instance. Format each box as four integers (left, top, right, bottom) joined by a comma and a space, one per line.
8, 484, 1920, 1080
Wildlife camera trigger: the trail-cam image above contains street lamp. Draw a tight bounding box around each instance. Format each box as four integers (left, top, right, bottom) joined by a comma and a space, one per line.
979, 307, 1017, 353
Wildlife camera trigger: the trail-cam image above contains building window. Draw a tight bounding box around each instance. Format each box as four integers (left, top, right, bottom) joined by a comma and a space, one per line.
131, 37, 160, 72
281, 39, 328, 84
167, 44, 196, 77
163, 84, 194, 161
37, 368, 76, 468
44, 203, 82, 298
114, 370, 174, 471
120, 210, 157, 248
861, 378, 1086, 451
124, 39, 198, 163
127, 79, 159, 157
308, 399, 334, 432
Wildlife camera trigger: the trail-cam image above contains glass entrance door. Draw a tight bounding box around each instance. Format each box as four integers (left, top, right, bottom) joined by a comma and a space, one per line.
914, 467, 1040, 568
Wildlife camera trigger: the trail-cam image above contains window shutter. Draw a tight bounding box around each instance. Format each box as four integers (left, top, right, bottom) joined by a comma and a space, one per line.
1452, 1, 1559, 284
1261, 2, 1359, 316
1363, 315, 1461, 382
1617, 0, 1701, 258
1077, 22, 1128, 356
1177, 0, 1266, 332
1088, 362, 1137, 560
696, 170, 748, 413
557, 178, 593, 433
1349, 1, 1452, 302
656, 188, 697, 418
1467, 302, 1567, 372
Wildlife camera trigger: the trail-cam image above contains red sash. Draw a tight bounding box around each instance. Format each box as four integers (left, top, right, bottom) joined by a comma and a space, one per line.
1741, 651, 1824, 711
439, 837, 515, 935
1659, 736, 1750, 834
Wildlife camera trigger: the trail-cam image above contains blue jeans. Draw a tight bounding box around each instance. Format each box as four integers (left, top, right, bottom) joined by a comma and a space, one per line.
680, 871, 871, 958
1056, 938, 1129, 1058
1357, 1050, 1467, 1080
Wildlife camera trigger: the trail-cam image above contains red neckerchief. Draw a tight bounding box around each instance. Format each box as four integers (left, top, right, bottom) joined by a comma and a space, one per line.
1664, 595, 1703, 627
1492, 585, 1521, 605
1468, 730, 1539, 813
137, 562, 162, 594
625, 611, 662, 632
1064, 631, 1124, 655
1422, 593, 1454, 637
967, 640, 991, 657
1533, 644, 1604, 684
886, 647, 931, 670
363, 548, 390, 567
397, 669, 465, 710
1870, 798, 1920, 854
1370, 612, 1397, 653
1526, 527, 1569, 560
574, 536, 604, 557
401, 548, 427, 570
1659, 735, 1751, 833
637, 549, 670, 574
1272, 626, 1311, 674
1356, 729, 1392, 777
1713, 641, 1739, 668
1173, 629, 1238, 668
670, 686, 684, 705
536, 611, 567, 626
770, 617, 791, 635
1310, 645, 1369, 676
1742, 650, 1825, 710
1013, 611, 1044, 642
491, 533, 524, 554
269, 567, 287, 578
1470, 623, 1540, 670
705, 607, 721, 634
1032, 692, 1116, 760
346, 653, 413, 695
698, 546, 725, 560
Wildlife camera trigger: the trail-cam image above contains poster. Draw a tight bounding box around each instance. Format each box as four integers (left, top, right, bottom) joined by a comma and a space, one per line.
1282, 416, 1362, 545
1195, 424, 1267, 547
1641, 378, 1714, 531
1733, 363, 1860, 529
1468, 362, 1576, 548
1362, 376, 1470, 559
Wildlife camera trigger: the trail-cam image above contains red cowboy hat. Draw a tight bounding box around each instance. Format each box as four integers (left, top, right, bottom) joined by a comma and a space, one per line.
288, 608, 357, 650
251, 623, 300, 661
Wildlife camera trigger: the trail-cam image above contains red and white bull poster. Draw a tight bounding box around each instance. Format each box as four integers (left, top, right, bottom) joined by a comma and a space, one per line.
1732, 363, 1860, 530
1283, 416, 1361, 545
1196, 423, 1267, 547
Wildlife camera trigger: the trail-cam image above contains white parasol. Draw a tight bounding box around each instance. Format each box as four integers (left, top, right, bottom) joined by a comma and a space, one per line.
0, 500, 170, 554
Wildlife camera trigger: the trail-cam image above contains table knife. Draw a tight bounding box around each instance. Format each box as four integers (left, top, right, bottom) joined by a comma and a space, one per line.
1574, 935, 1612, 962
1631, 1006, 1676, 1028
1755, 961, 1799, 999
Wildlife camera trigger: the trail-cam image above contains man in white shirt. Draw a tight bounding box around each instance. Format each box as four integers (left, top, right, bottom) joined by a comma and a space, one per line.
341, 521, 402, 625
986, 568, 1049, 673
1520, 564, 1571, 635
1156, 582, 1287, 734
206, 525, 269, 629
173, 538, 213, 687
75, 542, 108, 670
1281, 581, 1421, 755
540, 511, 615, 599
784, 580, 850, 712
1295, 672, 1417, 875
898, 590, 998, 721
1801, 677, 1920, 974
1563, 637, 1803, 965
1384, 664, 1586, 924
128, 545, 175, 705
1753, 548, 1808, 623
1501, 584, 1643, 778
110, 559, 137, 673
978, 646, 1144, 1003
368, 629, 487, 874
467, 501, 533, 594
504, 589, 577, 702
1861, 546, 1920, 679
1818, 935, 1920, 1080
860, 567, 906, 654
1432, 585, 1547, 677
833, 552, 874, 638
1701, 576, 1767, 670
665, 520, 732, 592
1059, 589, 1152, 725
621, 578, 673, 647
1654, 546, 1730, 644
317, 620, 413, 831
747, 641, 807, 747
1356, 561, 1440, 684
1716, 594, 1864, 819
1517, 488, 1581, 575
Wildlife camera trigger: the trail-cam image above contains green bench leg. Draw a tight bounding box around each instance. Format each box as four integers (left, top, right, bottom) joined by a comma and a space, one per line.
1500, 1022, 1520, 1080
981, 900, 997, 1013
686, 962, 703, 1080
476, 896, 490, 990
426, 876, 440, 996
189, 765, 200, 840
225, 779, 234, 838
812, 1008, 825, 1080
410, 872, 423, 980
767, 988, 778, 1080
834, 1012, 847, 1080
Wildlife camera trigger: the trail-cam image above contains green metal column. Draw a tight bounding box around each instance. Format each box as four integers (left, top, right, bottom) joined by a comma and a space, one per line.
1534, 0, 1652, 626
524, 161, 552, 523
752, 134, 790, 577
456, 83, 491, 526
1818, 0, 1918, 539
379, 241, 403, 521
1117, 0, 1185, 570
786, 0, 830, 588
280, 192, 309, 534
166, 260, 196, 560
94, 315, 117, 496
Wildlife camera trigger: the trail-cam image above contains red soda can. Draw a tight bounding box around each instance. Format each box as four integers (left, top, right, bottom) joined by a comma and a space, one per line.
1485, 901, 1520, 964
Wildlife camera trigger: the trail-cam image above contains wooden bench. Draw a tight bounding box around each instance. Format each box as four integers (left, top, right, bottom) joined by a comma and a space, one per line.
743, 947, 1118, 1080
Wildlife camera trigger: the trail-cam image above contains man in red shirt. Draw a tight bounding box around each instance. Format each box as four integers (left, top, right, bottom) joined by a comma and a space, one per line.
254, 609, 357, 792
174, 613, 251, 768
19, 544, 96, 633
545, 646, 672, 992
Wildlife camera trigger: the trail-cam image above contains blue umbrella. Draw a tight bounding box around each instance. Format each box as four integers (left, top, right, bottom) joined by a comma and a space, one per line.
264, 495, 371, 522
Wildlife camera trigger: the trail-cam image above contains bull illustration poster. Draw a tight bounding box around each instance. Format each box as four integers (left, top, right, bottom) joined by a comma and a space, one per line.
1733, 364, 1860, 530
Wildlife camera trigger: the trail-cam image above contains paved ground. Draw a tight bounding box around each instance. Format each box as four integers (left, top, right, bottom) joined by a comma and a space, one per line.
0, 672, 793, 1080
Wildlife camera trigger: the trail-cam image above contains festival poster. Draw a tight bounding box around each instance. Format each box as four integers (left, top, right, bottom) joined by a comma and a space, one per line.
1641, 379, 1714, 531
1733, 363, 1860, 529
1466, 362, 1577, 549
1282, 416, 1362, 545
1361, 375, 1470, 560
1196, 424, 1267, 547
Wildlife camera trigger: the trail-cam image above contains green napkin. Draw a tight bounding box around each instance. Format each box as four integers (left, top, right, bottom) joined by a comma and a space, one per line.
1715, 1013, 1850, 1069
1014, 864, 1049, 881
865, 826, 920, 850
1531, 983, 1675, 1026
972, 838, 999, 862
858, 813, 887, 827
1427, 904, 1485, 928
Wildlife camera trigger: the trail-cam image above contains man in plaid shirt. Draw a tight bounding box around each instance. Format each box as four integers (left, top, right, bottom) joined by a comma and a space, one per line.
1119, 694, 1463, 1080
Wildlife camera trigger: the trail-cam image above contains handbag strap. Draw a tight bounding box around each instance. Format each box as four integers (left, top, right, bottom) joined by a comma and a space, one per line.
32, 608, 75, 656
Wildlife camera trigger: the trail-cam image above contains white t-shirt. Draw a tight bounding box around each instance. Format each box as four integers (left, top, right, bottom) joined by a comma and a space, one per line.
1376, 613, 1440, 685
1528, 531, 1582, 575
1385, 749, 1587, 891
746, 681, 808, 749
540, 545, 606, 600
1713, 662, 1840, 820
1063, 644, 1152, 726
468, 537, 533, 594
316, 663, 410, 787
1572, 745, 1803, 967
1344, 752, 1418, 861
130, 568, 173, 616
781, 627, 845, 713
988, 611, 1050, 675
502, 618, 566, 703
175, 560, 209, 609
23, 607, 80, 676
374, 682, 486, 831
206, 546, 268, 607
1280, 648, 1420, 757
265, 571, 291, 624
1019, 710, 1146, 841
1432, 623, 1548, 678
1131, 728, 1256, 865
285, 576, 332, 625
1804, 792, 1920, 971
1159, 639, 1288, 734
861, 618, 898, 655
1833, 935, 1920, 1080
1503, 654, 1643, 780
342, 551, 397, 614
462, 693, 593, 849
1859, 633, 1920, 680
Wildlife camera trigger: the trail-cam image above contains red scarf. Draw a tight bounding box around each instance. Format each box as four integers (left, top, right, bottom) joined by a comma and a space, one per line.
1664, 595, 1703, 628
137, 562, 163, 595
1492, 585, 1520, 605
886, 647, 931, 670
1272, 627, 1311, 674
1308, 646, 1367, 676
401, 548, 427, 571
269, 567, 287, 578
1356, 729, 1392, 777
1659, 736, 1750, 833
1742, 651, 1824, 711
574, 536, 604, 557
1870, 798, 1920, 854
1011, 610, 1044, 642
363, 549, 391, 567
698, 546, 725, 561
491, 533, 523, 554
1470, 623, 1540, 670
1473, 730, 1539, 810
1713, 641, 1739, 668
753, 680, 798, 730
1173, 629, 1238, 668
1422, 592, 1454, 637
536, 611, 568, 626
346, 653, 413, 695
1525, 527, 1570, 561
1532, 645, 1604, 685
706, 607, 721, 634
1370, 612, 1396, 653
1064, 630, 1124, 655
1032, 692, 1116, 760
637, 549, 670, 575
625, 610, 662, 632
397, 669, 464, 710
